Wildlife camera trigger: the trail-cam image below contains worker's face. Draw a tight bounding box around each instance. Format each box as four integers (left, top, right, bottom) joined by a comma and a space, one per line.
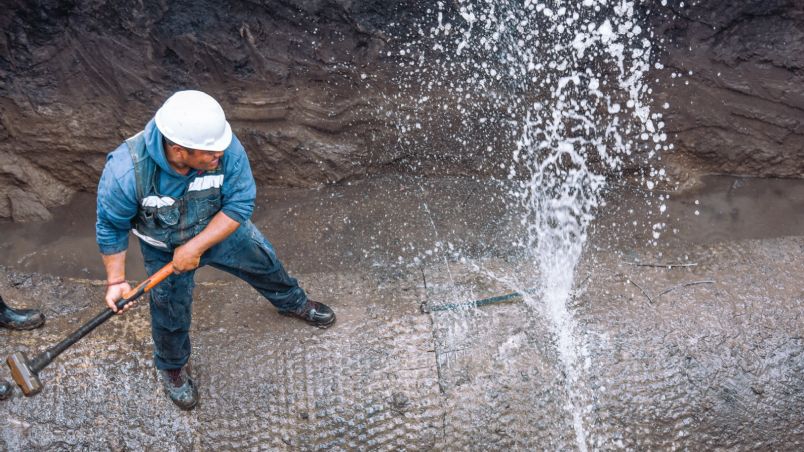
183, 149, 224, 171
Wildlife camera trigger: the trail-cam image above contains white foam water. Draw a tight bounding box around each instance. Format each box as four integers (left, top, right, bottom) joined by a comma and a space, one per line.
395, 1, 664, 449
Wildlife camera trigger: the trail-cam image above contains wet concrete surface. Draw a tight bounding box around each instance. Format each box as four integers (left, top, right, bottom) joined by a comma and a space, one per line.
0, 174, 802, 449
576, 238, 804, 449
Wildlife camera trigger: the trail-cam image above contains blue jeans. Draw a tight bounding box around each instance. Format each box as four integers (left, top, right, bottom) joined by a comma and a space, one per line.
139, 220, 307, 370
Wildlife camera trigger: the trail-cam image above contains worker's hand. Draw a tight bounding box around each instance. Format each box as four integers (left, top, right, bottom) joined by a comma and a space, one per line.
172, 243, 202, 274
105, 281, 133, 315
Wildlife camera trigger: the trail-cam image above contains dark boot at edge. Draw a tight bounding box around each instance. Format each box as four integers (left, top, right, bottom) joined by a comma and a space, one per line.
0, 295, 45, 330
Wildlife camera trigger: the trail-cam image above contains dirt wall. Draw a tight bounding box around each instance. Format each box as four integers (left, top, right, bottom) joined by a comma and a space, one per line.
0, 0, 802, 222
653, 0, 804, 179
0, 0, 423, 221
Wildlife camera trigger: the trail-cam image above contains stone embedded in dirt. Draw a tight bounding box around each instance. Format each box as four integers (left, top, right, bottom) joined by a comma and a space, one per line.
8, 187, 52, 222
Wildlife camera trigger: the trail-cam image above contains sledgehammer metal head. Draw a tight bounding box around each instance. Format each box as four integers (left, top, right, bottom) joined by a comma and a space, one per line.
5, 263, 174, 397
7, 352, 41, 396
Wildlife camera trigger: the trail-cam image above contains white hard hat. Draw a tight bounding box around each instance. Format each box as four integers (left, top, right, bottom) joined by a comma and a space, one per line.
155, 90, 233, 151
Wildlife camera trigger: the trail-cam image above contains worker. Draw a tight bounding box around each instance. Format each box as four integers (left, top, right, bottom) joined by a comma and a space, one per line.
0, 295, 45, 399
96, 90, 335, 410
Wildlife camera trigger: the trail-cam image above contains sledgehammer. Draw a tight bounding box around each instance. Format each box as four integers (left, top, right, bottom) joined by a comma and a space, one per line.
6, 263, 174, 397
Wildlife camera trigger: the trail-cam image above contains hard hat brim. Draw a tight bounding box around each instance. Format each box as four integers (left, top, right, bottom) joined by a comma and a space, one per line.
155, 115, 233, 152
192, 121, 232, 152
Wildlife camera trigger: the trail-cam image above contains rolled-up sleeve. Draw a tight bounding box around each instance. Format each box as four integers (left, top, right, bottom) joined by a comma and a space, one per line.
220, 137, 256, 224
96, 153, 138, 255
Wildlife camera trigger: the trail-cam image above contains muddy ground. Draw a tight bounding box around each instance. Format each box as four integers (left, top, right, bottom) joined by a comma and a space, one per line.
0, 174, 802, 450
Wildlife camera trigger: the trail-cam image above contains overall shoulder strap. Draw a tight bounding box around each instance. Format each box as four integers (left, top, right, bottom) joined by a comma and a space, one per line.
125, 131, 154, 202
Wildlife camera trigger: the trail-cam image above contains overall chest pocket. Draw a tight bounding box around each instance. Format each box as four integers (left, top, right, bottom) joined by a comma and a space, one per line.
138, 208, 158, 229
156, 203, 181, 226
194, 193, 222, 220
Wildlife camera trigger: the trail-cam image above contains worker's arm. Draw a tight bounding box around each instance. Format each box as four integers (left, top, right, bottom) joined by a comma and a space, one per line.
103, 250, 133, 314
169, 135, 255, 273
172, 211, 241, 273
101, 212, 240, 312
97, 147, 139, 314
218, 135, 257, 225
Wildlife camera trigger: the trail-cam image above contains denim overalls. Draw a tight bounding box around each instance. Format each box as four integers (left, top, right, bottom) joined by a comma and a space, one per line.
126, 132, 307, 370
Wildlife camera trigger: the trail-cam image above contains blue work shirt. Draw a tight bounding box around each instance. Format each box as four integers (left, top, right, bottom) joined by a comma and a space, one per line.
96, 118, 256, 255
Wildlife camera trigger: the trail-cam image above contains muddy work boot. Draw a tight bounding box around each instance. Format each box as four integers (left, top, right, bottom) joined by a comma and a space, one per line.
158, 366, 198, 410
0, 296, 45, 330
280, 300, 336, 328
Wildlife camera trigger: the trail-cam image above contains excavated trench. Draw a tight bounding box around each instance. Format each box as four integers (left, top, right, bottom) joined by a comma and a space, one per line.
1, 0, 803, 450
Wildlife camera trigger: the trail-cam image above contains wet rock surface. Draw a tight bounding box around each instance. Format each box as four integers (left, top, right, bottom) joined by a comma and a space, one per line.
0, 0, 427, 220
578, 239, 804, 449
0, 175, 802, 449
1, 0, 802, 220
654, 0, 804, 178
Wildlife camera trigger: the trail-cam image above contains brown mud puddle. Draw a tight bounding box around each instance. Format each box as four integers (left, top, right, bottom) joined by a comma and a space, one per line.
0, 174, 801, 281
